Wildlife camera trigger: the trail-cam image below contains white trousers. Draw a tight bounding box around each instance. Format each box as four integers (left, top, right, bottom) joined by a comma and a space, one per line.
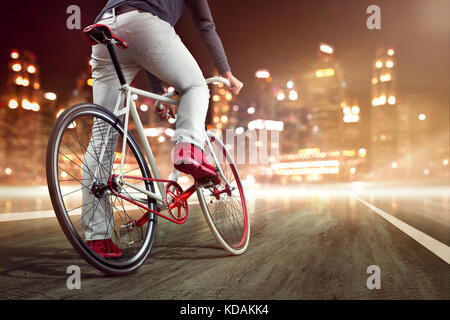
92, 9, 210, 148
83, 10, 210, 240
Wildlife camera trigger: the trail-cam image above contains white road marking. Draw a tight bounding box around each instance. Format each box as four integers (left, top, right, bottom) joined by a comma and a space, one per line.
0, 201, 200, 223
357, 196, 450, 265
0, 210, 57, 222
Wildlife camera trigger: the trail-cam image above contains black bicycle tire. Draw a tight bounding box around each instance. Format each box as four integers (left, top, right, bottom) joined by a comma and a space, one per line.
46, 103, 158, 276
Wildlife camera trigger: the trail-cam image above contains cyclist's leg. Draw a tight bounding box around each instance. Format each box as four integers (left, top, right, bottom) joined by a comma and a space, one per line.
81, 17, 141, 241
119, 11, 210, 149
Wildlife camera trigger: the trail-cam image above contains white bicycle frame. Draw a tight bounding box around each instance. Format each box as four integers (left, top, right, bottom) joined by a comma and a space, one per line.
93, 76, 232, 207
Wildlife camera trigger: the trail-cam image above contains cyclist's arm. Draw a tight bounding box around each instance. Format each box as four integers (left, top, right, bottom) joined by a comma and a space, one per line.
185, 0, 231, 75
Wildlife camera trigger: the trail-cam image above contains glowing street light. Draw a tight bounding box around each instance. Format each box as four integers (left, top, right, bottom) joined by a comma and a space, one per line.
372, 97, 379, 107
391, 162, 398, 169
31, 102, 40, 112
286, 81, 294, 89
5, 168, 12, 175
11, 51, 19, 59
22, 99, 33, 110
443, 159, 449, 166
387, 48, 395, 56
235, 127, 245, 135
343, 114, 360, 123
12, 63, 22, 72
380, 73, 391, 82
288, 90, 298, 101
8, 99, 19, 110
388, 96, 396, 105
343, 106, 351, 114
212, 95, 220, 102
319, 43, 334, 54
221, 115, 228, 124
255, 69, 270, 79
315, 68, 335, 78
276, 91, 286, 101
247, 106, 256, 114
358, 148, 367, 158
44, 92, 57, 101
386, 60, 394, 68
15, 76, 23, 86
27, 65, 36, 74
418, 114, 426, 121
375, 60, 383, 69
165, 128, 175, 137
140, 104, 148, 112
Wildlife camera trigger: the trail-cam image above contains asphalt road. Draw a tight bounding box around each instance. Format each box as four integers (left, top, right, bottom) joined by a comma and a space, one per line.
0, 184, 448, 300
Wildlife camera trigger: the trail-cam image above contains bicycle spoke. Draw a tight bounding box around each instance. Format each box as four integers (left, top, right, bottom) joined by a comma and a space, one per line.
50, 108, 156, 272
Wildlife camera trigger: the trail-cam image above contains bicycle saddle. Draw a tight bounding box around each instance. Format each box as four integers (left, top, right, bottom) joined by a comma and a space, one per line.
83, 24, 129, 49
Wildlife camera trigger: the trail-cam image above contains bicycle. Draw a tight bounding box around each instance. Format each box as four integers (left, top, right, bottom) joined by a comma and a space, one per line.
46, 24, 250, 276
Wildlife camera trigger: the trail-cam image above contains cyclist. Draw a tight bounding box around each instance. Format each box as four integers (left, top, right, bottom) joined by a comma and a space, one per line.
84, 0, 243, 257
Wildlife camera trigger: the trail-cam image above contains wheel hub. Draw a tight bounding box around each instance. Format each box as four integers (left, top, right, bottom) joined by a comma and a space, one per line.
91, 181, 109, 199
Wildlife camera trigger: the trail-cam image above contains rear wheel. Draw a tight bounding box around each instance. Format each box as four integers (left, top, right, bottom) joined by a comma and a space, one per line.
197, 131, 250, 255
46, 103, 157, 276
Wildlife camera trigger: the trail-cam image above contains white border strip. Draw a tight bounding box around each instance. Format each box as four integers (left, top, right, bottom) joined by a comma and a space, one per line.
357, 196, 450, 265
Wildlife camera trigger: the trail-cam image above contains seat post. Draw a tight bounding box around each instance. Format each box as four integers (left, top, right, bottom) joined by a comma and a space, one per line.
106, 42, 127, 86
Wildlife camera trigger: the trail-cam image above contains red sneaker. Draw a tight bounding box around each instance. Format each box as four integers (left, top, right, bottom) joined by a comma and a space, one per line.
86, 239, 122, 258
174, 143, 218, 182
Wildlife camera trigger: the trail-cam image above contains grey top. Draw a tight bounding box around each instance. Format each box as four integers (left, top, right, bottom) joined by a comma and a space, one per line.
96, 0, 230, 93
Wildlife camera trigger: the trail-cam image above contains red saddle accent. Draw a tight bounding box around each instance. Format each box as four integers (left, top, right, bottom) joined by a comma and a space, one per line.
83, 24, 129, 50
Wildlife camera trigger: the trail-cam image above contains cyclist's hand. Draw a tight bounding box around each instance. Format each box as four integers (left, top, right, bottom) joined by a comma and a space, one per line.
222, 71, 244, 95
156, 102, 176, 121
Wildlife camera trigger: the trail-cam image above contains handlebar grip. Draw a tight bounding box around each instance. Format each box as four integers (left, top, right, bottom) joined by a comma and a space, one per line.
205, 76, 231, 88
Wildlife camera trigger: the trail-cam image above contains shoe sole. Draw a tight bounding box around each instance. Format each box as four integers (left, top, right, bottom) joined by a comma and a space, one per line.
174, 158, 216, 181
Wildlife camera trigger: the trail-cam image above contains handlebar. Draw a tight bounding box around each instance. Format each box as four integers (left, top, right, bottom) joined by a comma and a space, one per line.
205, 76, 231, 88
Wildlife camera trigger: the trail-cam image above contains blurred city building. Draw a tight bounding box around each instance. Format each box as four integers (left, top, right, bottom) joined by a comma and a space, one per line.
370, 47, 398, 175
303, 43, 347, 152
0, 50, 50, 184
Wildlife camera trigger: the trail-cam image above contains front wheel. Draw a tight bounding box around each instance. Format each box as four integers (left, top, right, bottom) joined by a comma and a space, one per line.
197, 131, 250, 255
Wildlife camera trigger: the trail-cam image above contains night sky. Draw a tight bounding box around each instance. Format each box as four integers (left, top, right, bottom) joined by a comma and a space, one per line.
1, 0, 448, 131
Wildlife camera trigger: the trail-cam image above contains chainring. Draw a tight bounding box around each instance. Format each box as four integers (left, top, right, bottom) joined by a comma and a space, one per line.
165, 181, 188, 223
